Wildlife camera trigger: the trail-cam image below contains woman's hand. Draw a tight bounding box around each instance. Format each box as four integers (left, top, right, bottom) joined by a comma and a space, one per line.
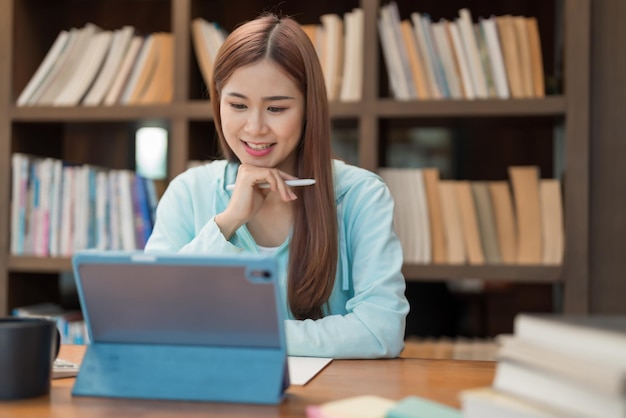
214, 164, 298, 239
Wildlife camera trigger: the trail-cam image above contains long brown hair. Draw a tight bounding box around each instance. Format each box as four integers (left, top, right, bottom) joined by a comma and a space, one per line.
210, 14, 338, 320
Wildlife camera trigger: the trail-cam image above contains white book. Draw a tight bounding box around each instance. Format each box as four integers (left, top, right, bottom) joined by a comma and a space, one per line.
515, 314, 626, 365
10, 154, 29, 255
83, 26, 135, 106
72, 165, 88, 251
498, 335, 626, 396
103, 35, 144, 105
481, 16, 510, 99
17, 31, 70, 106
48, 159, 63, 257
457, 9, 488, 98
54, 30, 113, 106
117, 170, 137, 250
320, 13, 343, 101
59, 166, 75, 256
494, 360, 626, 418
412, 169, 431, 263
27, 29, 80, 105
38, 23, 99, 105
95, 171, 109, 250
35, 158, 54, 256
339, 8, 364, 102
107, 170, 121, 251
448, 20, 476, 99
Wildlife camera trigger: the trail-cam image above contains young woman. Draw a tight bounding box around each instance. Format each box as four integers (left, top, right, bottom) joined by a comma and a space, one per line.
145, 13, 409, 358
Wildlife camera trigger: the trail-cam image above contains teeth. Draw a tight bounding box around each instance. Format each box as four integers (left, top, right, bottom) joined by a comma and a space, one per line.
246, 142, 272, 150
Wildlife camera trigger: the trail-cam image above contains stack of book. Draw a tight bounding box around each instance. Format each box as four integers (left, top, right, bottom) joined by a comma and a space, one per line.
461, 314, 626, 417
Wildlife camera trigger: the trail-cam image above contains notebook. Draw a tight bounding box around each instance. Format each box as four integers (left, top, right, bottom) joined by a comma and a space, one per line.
70, 251, 289, 404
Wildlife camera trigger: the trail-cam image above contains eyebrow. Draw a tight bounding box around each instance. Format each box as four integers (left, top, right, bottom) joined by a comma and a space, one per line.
225, 92, 296, 101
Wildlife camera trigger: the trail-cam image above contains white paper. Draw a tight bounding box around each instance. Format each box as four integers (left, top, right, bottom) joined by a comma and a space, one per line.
288, 356, 332, 385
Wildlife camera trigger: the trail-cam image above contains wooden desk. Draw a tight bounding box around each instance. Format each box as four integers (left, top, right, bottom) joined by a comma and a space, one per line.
1, 345, 495, 418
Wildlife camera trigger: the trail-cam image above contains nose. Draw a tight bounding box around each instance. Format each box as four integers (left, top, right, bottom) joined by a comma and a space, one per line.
244, 110, 267, 135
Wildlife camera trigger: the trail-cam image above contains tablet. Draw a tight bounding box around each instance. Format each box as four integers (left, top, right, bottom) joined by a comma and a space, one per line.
71, 251, 289, 403
72, 251, 285, 349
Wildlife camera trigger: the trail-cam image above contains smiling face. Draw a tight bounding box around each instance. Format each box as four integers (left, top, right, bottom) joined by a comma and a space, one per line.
219, 59, 305, 175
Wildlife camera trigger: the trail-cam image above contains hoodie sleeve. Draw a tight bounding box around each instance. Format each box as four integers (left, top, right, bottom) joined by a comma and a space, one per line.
144, 171, 243, 255
285, 175, 409, 358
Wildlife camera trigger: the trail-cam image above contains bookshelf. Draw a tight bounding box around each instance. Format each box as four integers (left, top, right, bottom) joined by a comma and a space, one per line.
0, 0, 589, 315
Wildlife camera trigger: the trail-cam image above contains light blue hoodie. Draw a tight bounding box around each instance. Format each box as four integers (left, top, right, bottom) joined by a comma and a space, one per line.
145, 159, 409, 358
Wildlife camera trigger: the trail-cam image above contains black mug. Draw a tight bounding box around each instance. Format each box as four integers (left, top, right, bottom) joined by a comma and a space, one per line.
0, 317, 60, 400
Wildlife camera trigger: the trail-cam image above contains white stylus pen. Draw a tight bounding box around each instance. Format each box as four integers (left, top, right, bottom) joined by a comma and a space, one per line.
226, 179, 316, 191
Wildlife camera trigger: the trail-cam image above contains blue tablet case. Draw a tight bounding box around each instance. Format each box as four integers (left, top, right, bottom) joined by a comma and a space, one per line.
71, 251, 288, 404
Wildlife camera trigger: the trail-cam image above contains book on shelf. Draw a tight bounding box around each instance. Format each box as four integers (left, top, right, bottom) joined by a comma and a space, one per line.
190, 18, 228, 93
410, 12, 442, 99
471, 181, 501, 264
473, 21, 497, 98
320, 13, 344, 102
54, 29, 113, 106
422, 168, 447, 263
487, 181, 517, 264
508, 166, 542, 264
83, 25, 136, 106
16, 30, 71, 106
339, 8, 364, 102
400, 19, 430, 99
526, 17, 545, 98
447, 20, 475, 100
480, 16, 510, 99
512, 16, 535, 98
190, 17, 215, 90
431, 20, 463, 99
38, 23, 99, 105
438, 180, 466, 264
378, 4, 412, 100
136, 32, 174, 104
455, 181, 485, 265
457, 8, 488, 99
122, 34, 160, 104
25, 27, 81, 105
420, 13, 450, 98
496, 15, 525, 99
539, 179, 564, 264
103, 35, 144, 105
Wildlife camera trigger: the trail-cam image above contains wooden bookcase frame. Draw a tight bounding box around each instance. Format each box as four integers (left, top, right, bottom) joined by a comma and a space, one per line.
0, 0, 590, 314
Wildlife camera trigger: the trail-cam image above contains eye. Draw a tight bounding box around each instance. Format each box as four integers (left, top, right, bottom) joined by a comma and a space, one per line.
268, 106, 285, 113
230, 103, 246, 110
